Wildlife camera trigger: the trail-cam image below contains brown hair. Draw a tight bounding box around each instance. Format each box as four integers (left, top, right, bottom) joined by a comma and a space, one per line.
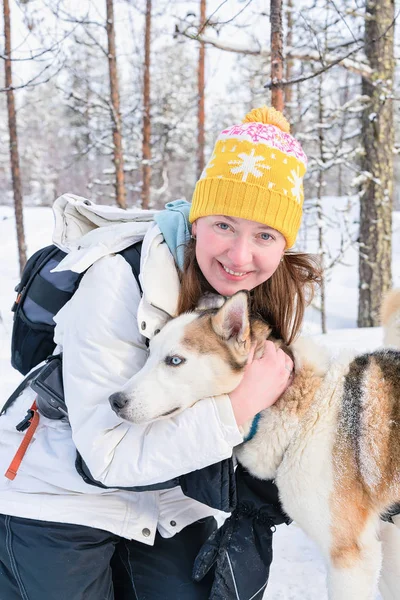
177, 238, 322, 345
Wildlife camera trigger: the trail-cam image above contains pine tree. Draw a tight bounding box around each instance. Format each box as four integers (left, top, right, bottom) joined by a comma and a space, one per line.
270, 0, 284, 111
106, 0, 126, 208
197, 0, 206, 179
141, 0, 151, 209
3, 0, 26, 273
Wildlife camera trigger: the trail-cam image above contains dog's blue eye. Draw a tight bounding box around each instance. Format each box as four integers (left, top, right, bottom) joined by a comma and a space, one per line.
165, 355, 185, 367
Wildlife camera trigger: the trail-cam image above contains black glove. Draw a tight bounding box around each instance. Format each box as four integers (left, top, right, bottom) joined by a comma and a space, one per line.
192, 463, 291, 600
180, 458, 236, 513
76, 452, 237, 513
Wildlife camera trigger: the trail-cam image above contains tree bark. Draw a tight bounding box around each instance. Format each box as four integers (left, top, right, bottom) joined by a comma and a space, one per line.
3, 0, 27, 274
197, 0, 206, 179
141, 0, 152, 209
106, 0, 126, 208
358, 0, 394, 327
284, 0, 293, 118
317, 78, 326, 334
270, 0, 284, 112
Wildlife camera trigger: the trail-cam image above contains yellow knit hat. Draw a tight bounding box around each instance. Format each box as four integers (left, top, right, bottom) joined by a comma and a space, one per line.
189, 106, 307, 248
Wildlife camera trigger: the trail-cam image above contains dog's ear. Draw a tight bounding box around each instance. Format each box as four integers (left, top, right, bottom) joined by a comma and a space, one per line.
196, 293, 226, 311
210, 292, 250, 353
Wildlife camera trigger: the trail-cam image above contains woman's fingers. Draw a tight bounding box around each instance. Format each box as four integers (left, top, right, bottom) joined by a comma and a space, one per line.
230, 339, 295, 426
284, 353, 294, 374
260, 342, 293, 386
261, 340, 276, 361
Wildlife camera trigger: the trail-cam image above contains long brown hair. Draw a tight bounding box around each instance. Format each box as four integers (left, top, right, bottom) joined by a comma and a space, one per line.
177, 238, 322, 345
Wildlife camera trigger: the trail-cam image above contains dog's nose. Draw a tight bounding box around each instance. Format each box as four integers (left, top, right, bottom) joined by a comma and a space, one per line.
109, 392, 129, 412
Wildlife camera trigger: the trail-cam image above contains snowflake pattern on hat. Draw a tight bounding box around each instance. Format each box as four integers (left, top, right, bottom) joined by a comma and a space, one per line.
288, 167, 304, 203
228, 149, 271, 182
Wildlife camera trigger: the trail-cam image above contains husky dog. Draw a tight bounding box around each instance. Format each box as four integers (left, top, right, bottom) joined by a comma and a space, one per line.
110, 290, 400, 600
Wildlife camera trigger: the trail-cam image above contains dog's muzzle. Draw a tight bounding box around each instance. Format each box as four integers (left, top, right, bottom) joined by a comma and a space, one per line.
109, 392, 129, 414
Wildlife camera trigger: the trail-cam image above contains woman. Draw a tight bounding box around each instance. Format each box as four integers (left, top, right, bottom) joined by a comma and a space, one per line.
0, 107, 321, 599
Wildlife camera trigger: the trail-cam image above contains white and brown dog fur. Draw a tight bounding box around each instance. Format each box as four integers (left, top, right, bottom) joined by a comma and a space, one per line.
110, 289, 400, 600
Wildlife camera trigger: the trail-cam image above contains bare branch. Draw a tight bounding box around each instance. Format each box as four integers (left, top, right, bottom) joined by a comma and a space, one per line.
265, 46, 371, 88
0, 59, 64, 93
0, 27, 77, 62
198, 0, 228, 33
266, 7, 399, 87
328, 0, 359, 44
212, 0, 254, 27
178, 7, 398, 83
177, 24, 371, 76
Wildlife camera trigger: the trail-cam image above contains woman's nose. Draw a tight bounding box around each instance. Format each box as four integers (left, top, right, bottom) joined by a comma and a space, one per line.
226, 238, 252, 267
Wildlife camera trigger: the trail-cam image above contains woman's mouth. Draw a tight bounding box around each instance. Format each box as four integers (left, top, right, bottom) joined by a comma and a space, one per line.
218, 261, 250, 280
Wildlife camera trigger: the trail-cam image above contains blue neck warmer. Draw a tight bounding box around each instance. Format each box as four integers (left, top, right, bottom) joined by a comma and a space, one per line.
154, 200, 192, 271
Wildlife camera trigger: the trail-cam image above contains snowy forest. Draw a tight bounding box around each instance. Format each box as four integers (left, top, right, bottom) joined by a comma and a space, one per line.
1, 3, 400, 595
1, 0, 400, 331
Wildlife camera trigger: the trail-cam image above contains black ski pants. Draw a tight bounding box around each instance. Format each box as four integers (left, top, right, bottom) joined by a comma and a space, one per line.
0, 513, 216, 600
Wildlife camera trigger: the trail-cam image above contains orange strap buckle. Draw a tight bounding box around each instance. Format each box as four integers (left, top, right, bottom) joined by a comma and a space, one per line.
5, 400, 39, 481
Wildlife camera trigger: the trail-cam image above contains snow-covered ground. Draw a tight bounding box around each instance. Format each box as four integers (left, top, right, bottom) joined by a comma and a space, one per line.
0, 200, 399, 598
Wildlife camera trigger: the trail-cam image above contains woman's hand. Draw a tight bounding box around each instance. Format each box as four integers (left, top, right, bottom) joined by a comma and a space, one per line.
229, 341, 293, 427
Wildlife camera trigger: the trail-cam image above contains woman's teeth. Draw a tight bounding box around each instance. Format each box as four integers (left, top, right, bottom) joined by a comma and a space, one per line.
222, 264, 247, 277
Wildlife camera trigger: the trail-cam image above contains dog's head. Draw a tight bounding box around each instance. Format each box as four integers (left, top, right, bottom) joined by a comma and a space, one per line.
109, 291, 272, 423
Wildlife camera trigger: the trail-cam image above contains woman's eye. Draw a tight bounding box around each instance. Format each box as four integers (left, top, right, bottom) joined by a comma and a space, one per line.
165, 355, 186, 367
260, 232, 272, 241
217, 222, 230, 231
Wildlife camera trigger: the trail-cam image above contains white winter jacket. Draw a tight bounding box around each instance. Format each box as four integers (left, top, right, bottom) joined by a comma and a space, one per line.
0, 222, 243, 543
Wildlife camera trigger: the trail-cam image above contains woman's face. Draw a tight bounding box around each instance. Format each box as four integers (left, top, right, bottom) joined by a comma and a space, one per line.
192, 215, 286, 297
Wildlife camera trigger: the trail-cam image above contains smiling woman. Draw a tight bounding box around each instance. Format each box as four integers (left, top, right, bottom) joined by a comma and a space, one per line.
184, 213, 320, 344
0, 106, 322, 600
192, 215, 286, 296
178, 106, 322, 346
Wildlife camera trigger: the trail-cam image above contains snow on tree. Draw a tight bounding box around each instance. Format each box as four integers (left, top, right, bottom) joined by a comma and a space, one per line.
0, 0, 398, 321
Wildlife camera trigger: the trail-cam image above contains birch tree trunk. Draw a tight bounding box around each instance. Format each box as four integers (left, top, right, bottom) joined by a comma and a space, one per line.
106, 0, 126, 208
270, 0, 284, 112
142, 0, 151, 209
197, 0, 206, 179
3, 0, 26, 274
358, 0, 394, 326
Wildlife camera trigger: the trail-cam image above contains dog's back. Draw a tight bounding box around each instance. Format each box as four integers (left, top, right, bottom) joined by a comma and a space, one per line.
339, 289, 400, 507
381, 289, 400, 348
335, 349, 400, 512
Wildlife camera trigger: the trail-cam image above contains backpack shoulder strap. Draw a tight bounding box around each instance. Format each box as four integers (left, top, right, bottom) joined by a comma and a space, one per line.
12, 245, 70, 317
118, 240, 143, 294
